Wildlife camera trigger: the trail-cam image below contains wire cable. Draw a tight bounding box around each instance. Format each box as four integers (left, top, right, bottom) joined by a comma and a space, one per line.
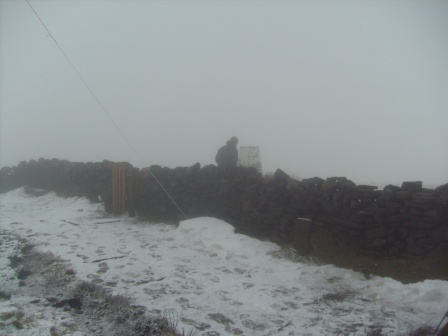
25, 0, 188, 220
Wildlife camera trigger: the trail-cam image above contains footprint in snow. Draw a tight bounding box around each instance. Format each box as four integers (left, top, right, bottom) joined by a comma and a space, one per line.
181, 317, 211, 331
76, 254, 89, 262
230, 301, 243, 306
242, 319, 267, 331
97, 262, 109, 274
95, 247, 105, 255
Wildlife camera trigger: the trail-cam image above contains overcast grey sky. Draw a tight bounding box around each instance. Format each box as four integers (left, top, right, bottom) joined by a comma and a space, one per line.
1, 0, 447, 186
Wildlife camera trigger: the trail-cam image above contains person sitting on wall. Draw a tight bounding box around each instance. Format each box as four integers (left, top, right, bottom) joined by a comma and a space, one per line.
215, 136, 239, 168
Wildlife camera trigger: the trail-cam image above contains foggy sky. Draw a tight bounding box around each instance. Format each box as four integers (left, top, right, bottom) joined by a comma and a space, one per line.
1, 0, 448, 186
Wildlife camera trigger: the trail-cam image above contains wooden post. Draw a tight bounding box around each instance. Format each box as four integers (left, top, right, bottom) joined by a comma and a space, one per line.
120, 164, 125, 213
127, 168, 136, 217
112, 164, 117, 214
112, 163, 127, 215
295, 217, 313, 256
112, 163, 136, 216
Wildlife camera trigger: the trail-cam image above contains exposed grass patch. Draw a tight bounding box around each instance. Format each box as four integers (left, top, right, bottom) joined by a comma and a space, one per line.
49, 326, 60, 336
0, 291, 12, 301
407, 325, 435, 336
21, 243, 34, 255
353, 324, 437, 336
5, 240, 198, 336
23, 249, 77, 287
7, 255, 24, 269
16, 268, 32, 280
71, 280, 197, 336
0, 309, 33, 330
356, 326, 383, 336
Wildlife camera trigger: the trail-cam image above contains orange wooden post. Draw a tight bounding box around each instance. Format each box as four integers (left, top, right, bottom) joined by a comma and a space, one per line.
112, 164, 117, 214
112, 163, 133, 215
116, 164, 120, 214
112, 163, 127, 215
120, 164, 126, 213
127, 167, 136, 217
117, 164, 121, 213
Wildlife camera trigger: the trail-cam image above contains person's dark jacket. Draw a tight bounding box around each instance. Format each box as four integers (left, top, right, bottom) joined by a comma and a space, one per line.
215, 140, 238, 167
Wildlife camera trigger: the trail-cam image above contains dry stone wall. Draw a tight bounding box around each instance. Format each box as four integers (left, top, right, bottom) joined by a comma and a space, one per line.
1, 159, 447, 258
0, 159, 115, 211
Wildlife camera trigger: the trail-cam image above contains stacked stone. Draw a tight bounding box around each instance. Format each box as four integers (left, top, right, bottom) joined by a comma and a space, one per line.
237, 173, 448, 257
310, 179, 448, 257
0, 158, 113, 205
135, 164, 262, 225
239, 169, 299, 241
1, 159, 447, 258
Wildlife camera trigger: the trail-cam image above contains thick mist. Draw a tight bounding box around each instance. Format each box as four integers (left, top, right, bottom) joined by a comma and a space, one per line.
1, 0, 447, 186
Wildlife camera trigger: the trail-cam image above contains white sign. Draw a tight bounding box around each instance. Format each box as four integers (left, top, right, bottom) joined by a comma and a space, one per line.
238, 146, 262, 173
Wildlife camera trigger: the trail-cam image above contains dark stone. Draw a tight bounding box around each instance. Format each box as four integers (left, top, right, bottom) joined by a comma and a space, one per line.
340, 180, 357, 190
322, 177, 347, 191
370, 207, 396, 216
372, 190, 386, 203
397, 226, 408, 239
438, 193, 448, 206
407, 245, 427, 256
373, 238, 387, 248
317, 214, 333, 224
394, 191, 413, 200
425, 209, 440, 221
404, 201, 436, 210
415, 236, 433, 245
384, 201, 401, 210
408, 230, 429, 240
384, 184, 401, 192
365, 227, 386, 239
387, 245, 402, 257
412, 192, 436, 204
385, 213, 410, 223
409, 208, 424, 216
299, 177, 325, 189
351, 212, 373, 223
273, 169, 290, 180
401, 181, 422, 192
403, 221, 433, 229
434, 183, 448, 195
432, 228, 448, 242
341, 220, 362, 229
294, 218, 313, 255
357, 185, 378, 191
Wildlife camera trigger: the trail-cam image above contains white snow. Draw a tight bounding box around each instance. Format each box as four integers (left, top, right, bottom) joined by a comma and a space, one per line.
1, 188, 447, 335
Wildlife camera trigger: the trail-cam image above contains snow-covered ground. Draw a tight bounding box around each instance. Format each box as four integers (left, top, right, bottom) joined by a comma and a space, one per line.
1, 188, 447, 335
